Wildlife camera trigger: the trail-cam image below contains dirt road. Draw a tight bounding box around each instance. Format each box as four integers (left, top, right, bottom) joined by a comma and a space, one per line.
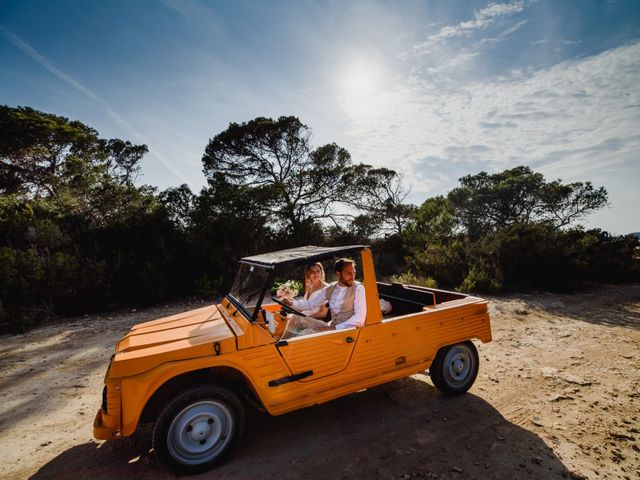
1, 285, 638, 480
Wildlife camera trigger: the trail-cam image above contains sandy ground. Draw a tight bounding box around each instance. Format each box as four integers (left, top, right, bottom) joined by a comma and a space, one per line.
0, 284, 638, 480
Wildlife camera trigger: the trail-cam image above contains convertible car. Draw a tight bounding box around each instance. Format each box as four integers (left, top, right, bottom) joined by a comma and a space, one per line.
93, 245, 492, 474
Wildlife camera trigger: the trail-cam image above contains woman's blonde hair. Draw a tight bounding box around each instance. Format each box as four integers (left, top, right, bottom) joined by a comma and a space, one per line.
304, 262, 326, 298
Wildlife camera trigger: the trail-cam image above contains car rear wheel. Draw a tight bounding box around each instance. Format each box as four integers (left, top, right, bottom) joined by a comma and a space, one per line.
429, 341, 479, 396
153, 385, 245, 475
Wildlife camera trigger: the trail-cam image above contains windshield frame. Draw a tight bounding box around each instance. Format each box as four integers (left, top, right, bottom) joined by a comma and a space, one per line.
226, 261, 274, 322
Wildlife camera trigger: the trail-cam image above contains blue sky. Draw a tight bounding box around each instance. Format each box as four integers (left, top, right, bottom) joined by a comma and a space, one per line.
1, 0, 639, 233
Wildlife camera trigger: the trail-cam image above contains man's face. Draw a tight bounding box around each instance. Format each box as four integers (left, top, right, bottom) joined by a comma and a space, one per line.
337, 263, 356, 287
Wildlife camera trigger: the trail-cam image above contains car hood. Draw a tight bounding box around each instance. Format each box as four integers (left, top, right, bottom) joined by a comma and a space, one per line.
108, 304, 236, 378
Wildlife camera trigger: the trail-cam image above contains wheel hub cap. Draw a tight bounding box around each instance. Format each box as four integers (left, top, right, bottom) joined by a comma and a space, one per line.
166, 400, 234, 466
442, 345, 475, 387
452, 357, 465, 376
189, 420, 212, 442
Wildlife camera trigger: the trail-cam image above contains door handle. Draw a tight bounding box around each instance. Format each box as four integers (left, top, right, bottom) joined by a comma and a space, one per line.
331, 336, 355, 345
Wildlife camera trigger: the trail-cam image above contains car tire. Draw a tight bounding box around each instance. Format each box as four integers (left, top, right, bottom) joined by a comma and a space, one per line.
429, 341, 479, 396
153, 384, 245, 475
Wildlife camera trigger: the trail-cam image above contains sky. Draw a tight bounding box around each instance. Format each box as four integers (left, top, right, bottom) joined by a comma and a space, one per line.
1, 0, 639, 234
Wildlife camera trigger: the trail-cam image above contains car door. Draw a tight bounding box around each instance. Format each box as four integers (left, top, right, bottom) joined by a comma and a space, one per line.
276, 328, 359, 382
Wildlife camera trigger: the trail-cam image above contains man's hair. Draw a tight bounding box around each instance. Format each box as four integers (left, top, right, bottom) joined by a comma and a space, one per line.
334, 257, 355, 273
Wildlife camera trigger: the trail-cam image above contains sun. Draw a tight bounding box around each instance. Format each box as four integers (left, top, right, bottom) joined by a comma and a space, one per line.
341, 60, 382, 98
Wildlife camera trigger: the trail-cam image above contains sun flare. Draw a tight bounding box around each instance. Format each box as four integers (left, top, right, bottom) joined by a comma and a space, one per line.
342, 60, 382, 98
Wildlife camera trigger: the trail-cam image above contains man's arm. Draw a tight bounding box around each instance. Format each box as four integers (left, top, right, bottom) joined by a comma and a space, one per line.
291, 289, 327, 311
335, 285, 367, 330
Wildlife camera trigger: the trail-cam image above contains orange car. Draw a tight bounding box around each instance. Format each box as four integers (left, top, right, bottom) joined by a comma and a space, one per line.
93, 245, 492, 474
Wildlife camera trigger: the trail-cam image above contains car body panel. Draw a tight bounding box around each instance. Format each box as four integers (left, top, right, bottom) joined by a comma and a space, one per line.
276, 327, 359, 381
108, 306, 237, 379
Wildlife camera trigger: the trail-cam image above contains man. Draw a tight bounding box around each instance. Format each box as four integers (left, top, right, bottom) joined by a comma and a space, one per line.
282, 258, 367, 335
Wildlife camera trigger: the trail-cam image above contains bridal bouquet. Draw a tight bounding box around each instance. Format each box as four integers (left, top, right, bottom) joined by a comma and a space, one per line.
276, 281, 299, 302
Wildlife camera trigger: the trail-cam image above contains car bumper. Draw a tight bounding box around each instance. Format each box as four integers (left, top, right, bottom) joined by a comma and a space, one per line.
93, 409, 119, 440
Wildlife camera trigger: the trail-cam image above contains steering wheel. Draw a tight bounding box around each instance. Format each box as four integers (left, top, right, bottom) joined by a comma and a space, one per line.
270, 296, 306, 317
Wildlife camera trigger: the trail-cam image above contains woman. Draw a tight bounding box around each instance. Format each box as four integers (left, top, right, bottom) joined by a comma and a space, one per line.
301, 262, 329, 319
281, 262, 329, 339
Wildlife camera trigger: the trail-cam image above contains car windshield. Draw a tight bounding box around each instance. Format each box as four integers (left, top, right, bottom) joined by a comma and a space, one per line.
228, 263, 271, 318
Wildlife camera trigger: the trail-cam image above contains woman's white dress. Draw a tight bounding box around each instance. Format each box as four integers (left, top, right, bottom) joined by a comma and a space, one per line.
282, 286, 329, 338
301, 288, 325, 317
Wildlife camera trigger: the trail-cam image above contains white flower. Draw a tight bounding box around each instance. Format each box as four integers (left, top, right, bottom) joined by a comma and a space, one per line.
276, 281, 298, 301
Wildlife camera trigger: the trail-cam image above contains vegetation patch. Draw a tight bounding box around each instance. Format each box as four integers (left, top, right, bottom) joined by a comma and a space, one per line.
1, 105, 638, 332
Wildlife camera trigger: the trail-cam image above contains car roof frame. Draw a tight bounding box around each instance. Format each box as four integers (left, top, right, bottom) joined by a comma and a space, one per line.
240, 245, 368, 268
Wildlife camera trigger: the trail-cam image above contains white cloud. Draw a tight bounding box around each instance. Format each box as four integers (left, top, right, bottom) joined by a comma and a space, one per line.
420, 19, 529, 77
410, 1, 527, 55
424, 51, 480, 76
402, 2, 531, 80
483, 19, 529, 44
532, 38, 549, 45
340, 42, 640, 229
477, 1, 527, 19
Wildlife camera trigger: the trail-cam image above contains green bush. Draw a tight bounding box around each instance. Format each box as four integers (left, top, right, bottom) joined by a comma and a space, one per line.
459, 266, 502, 293
0, 247, 46, 331
390, 270, 438, 288
2, 106, 638, 332
194, 274, 225, 299
406, 238, 468, 288
465, 223, 571, 291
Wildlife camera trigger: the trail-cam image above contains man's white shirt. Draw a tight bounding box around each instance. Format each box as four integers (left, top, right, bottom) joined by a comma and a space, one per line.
293, 283, 366, 330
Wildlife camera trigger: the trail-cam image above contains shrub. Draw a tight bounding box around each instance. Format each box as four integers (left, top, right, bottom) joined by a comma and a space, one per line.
194, 274, 225, 299
391, 270, 438, 288
459, 266, 502, 293
406, 238, 468, 288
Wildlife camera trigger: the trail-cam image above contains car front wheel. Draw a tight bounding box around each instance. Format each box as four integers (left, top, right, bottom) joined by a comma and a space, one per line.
153, 384, 245, 475
429, 341, 479, 396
